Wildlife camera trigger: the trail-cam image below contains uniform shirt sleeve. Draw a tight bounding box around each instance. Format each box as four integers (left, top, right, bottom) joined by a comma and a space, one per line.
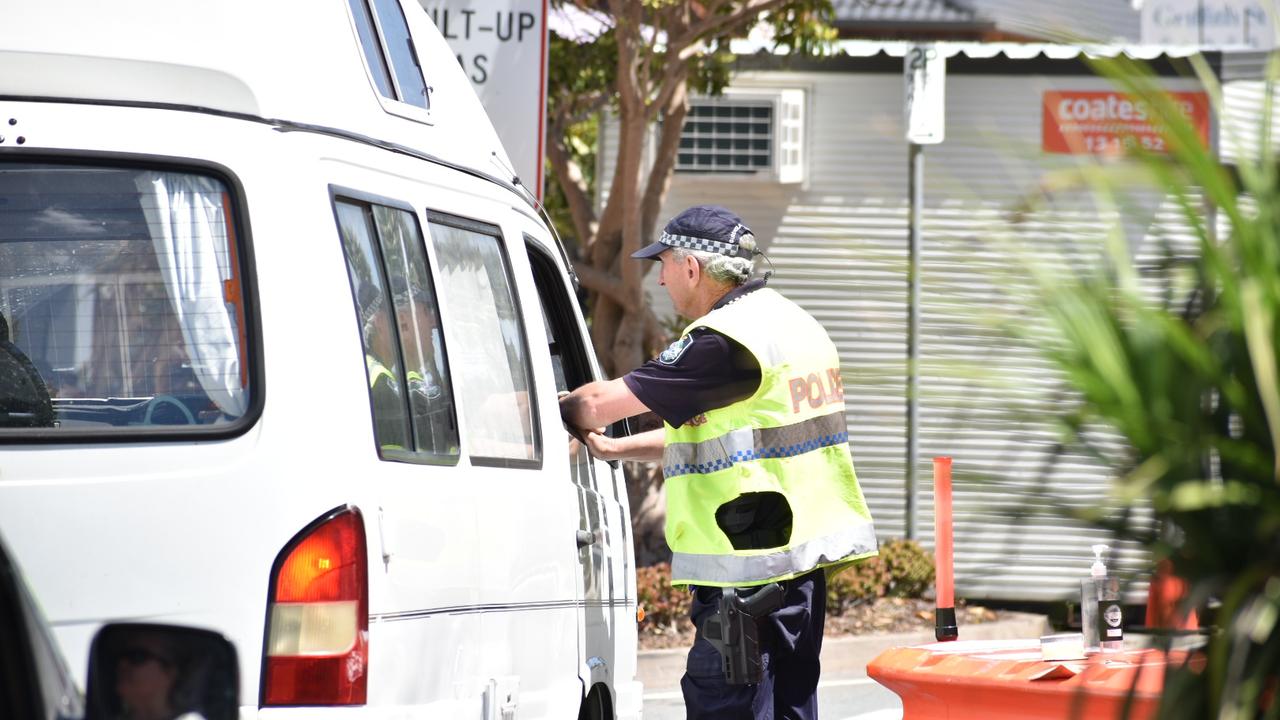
623, 329, 761, 428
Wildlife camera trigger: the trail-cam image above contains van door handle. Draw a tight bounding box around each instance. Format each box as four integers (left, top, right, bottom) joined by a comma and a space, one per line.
576, 529, 596, 548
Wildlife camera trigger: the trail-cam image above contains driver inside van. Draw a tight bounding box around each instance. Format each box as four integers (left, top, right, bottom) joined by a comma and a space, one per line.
113, 631, 204, 720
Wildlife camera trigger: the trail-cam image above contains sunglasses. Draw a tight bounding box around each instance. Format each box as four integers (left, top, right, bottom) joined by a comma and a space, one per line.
119, 647, 174, 667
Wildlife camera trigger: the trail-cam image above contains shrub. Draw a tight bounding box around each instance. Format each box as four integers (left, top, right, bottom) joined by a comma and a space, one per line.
635, 539, 935, 630
827, 539, 935, 615
878, 538, 936, 598
636, 563, 692, 636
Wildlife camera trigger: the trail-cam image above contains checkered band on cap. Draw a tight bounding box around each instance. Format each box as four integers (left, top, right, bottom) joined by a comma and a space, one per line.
660, 222, 754, 258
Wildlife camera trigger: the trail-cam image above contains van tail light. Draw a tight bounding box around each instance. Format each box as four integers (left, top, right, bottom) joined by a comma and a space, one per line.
262, 506, 368, 706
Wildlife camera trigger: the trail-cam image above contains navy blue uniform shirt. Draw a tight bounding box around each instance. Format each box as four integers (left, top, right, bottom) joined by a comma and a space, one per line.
623, 279, 766, 427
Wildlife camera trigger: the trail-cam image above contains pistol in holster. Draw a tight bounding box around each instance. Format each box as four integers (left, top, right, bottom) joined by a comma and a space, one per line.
697, 582, 784, 685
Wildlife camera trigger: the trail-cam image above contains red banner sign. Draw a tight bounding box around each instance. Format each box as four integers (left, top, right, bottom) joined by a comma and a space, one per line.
1042, 91, 1211, 156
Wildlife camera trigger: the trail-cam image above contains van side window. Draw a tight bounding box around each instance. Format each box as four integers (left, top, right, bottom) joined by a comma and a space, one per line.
427, 213, 539, 467
374, 205, 458, 456
335, 199, 458, 461
346, 0, 395, 99
346, 0, 431, 110
527, 239, 633, 442
526, 239, 591, 392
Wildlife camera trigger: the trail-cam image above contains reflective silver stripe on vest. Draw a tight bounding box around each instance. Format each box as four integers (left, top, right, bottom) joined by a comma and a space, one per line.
670, 521, 879, 585
664, 413, 847, 477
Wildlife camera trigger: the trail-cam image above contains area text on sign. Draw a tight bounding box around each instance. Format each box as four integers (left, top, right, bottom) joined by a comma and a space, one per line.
1042, 90, 1211, 156
419, 0, 548, 200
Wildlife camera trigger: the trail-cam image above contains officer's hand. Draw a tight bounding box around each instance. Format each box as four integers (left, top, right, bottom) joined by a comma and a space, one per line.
558, 391, 588, 444
583, 429, 621, 461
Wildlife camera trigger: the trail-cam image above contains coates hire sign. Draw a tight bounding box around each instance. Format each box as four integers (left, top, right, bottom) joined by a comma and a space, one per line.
420, 0, 549, 200
1142, 0, 1277, 50
1043, 91, 1211, 156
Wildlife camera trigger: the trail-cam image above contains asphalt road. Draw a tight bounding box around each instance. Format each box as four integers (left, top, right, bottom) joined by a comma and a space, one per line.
636, 611, 1051, 719
642, 677, 903, 720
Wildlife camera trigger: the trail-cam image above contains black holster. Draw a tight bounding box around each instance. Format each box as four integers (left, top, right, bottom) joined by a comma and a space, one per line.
697, 582, 784, 685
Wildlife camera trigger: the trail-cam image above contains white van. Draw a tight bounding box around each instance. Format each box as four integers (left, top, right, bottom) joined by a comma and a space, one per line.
0, 0, 641, 717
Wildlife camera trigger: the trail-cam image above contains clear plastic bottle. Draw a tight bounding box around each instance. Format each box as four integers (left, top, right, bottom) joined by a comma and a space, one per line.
1097, 573, 1124, 652
1080, 544, 1107, 653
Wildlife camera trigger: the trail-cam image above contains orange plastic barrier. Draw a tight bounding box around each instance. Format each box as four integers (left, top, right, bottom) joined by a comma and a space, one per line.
867, 639, 1181, 720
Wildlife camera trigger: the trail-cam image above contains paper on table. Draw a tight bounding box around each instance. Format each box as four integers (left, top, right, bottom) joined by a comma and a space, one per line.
1028, 663, 1085, 681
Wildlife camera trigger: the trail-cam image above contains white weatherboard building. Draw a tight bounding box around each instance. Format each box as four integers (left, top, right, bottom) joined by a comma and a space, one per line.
599, 41, 1270, 602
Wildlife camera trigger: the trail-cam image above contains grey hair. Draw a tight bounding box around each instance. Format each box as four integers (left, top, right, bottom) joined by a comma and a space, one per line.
672, 234, 757, 285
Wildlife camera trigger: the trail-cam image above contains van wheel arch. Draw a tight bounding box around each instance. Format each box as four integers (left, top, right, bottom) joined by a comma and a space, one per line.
577, 682, 613, 720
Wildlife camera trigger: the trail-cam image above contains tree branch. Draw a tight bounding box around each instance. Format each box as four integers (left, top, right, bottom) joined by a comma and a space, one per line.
643, 306, 667, 357
596, 0, 646, 259
562, 91, 611, 128
551, 86, 610, 129
668, 0, 793, 62
647, 52, 689, 123
591, 297, 623, 376
545, 127, 598, 249
641, 79, 689, 243
574, 262, 628, 306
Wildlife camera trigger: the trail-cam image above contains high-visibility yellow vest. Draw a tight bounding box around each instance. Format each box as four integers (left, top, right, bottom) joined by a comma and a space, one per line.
366, 355, 405, 451
367, 355, 397, 390
664, 288, 877, 587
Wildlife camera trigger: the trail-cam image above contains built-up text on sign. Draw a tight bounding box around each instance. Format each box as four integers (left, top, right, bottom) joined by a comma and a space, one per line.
1042, 91, 1211, 156
424, 6, 539, 84
420, 0, 548, 200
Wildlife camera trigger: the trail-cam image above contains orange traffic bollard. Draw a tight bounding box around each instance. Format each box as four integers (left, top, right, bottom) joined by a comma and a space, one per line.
933, 456, 957, 641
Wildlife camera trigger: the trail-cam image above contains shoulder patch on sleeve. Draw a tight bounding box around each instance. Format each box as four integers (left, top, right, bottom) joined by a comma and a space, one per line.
658, 335, 694, 365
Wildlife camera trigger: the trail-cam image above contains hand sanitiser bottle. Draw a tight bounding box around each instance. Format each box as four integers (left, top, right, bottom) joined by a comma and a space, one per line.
1086, 544, 1124, 653
1081, 544, 1106, 652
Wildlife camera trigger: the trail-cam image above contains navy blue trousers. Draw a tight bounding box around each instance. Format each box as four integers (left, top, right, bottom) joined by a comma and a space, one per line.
681, 569, 826, 720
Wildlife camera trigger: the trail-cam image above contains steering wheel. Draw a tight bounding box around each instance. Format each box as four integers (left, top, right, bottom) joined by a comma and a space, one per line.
142, 394, 196, 425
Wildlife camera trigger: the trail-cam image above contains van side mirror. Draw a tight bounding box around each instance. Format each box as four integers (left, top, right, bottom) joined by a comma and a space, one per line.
86, 623, 238, 720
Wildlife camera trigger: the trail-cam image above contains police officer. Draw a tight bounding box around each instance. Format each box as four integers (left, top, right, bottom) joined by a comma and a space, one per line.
357, 284, 407, 450
559, 205, 877, 720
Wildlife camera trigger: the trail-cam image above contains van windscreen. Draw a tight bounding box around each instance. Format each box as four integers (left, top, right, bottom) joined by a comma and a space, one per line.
0, 163, 251, 436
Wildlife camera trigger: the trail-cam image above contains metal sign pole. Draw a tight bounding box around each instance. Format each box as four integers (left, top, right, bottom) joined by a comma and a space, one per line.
903, 44, 944, 540
907, 140, 922, 540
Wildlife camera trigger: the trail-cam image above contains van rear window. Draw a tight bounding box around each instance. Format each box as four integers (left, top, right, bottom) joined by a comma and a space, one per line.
0, 163, 251, 436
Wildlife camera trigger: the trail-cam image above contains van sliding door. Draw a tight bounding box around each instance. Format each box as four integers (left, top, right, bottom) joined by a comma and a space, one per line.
525, 241, 633, 678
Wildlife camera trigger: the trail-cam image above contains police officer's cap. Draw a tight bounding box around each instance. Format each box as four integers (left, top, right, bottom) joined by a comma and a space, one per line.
632, 205, 755, 261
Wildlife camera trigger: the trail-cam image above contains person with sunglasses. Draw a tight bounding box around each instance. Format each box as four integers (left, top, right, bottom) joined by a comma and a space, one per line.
114, 632, 190, 720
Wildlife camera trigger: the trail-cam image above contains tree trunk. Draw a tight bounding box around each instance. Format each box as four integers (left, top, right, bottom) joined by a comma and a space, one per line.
548, 0, 811, 565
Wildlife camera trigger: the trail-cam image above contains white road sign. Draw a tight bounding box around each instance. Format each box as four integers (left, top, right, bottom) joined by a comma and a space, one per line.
421, 0, 549, 199
1142, 0, 1277, 50
904, 44, 945, 145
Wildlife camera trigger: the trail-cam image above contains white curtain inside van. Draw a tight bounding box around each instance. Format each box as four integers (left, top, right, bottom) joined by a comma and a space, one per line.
136, 172, 248, 418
